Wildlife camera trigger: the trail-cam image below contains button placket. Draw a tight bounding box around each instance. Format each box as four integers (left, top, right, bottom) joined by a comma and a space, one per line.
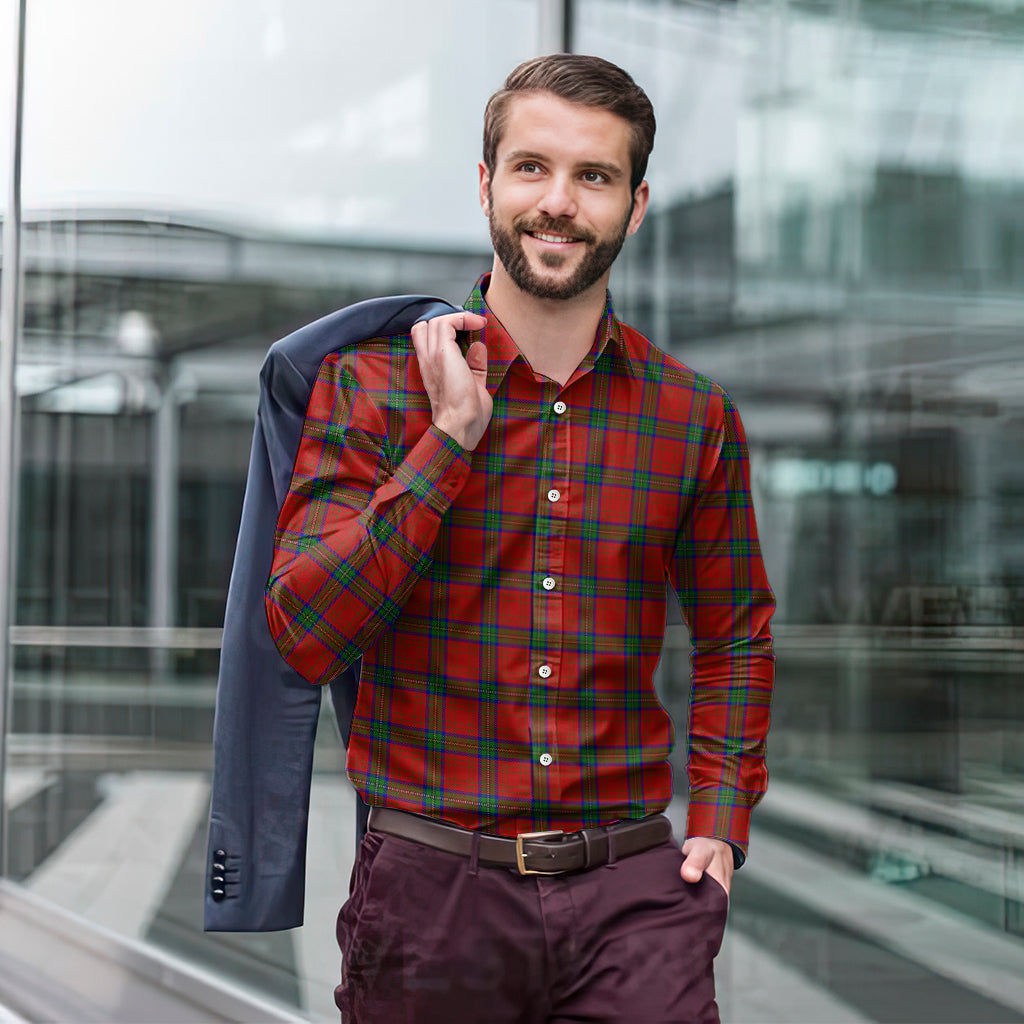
531, 386, 570, 796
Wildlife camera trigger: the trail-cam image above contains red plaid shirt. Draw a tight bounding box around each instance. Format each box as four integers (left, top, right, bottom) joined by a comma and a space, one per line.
267, 275, 775, 854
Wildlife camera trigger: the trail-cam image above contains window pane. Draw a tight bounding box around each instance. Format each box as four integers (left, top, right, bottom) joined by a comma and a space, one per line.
576, 1, 1024, 1020
10, 2, 538, 1018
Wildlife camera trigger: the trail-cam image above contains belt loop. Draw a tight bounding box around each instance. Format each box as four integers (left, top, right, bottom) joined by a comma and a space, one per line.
581, 829, 593, 869
607, 829, 618, 869
468, 831, 480, 876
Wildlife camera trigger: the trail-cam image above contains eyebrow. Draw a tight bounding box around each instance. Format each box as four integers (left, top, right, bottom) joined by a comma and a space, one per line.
502, 150, 626, 181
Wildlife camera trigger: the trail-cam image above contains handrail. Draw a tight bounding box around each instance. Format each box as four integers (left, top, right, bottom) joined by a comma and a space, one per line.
7, 622, 1024, 652
9, 625, 224, 649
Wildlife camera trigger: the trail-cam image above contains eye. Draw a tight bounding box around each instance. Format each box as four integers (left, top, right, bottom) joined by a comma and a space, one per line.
517, 162, 542, 175
582, 170, 608, 184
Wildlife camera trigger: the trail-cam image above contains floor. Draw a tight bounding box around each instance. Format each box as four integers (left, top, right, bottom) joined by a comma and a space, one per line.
7, 769, 1024, 1023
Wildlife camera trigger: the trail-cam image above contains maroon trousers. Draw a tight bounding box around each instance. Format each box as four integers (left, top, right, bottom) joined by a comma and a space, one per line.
335, 829, 728, 1023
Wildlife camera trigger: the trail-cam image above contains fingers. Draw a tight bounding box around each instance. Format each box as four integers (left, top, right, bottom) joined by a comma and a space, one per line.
411, 312, 487, 383
679, 843, 712, 883
679, 836, 733, 893
412, 311, 486, 348
412, 312, 484, 382
410, 311, 492, 452
459, 311, 488, 331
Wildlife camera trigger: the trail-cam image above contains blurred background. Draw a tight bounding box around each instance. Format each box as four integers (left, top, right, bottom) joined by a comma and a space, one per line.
0, 0, 1023, 1021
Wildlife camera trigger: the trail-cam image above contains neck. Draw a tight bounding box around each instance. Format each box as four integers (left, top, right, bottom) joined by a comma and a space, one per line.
484, 260, 609, 386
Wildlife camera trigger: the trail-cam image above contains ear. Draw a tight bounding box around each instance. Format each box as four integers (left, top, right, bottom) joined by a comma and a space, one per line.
625, 180, 650, 237
478, 161, 492, 216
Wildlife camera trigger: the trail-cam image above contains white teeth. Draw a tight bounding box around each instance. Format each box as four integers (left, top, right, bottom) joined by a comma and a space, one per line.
533, 232, 575, 244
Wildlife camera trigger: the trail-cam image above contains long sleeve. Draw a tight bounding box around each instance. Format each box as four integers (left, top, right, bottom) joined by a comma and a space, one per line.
669, 387, 775, 859
266, 355, 472, 684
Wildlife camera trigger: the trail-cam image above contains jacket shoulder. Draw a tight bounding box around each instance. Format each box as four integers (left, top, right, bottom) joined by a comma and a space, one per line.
267, 294, 458, 365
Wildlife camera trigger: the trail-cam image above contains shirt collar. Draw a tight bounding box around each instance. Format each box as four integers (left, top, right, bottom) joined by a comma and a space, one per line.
461, 273, 638, 390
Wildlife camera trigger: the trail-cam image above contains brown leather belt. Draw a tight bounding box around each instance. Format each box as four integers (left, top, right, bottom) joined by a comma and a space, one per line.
368, 807, 673, 876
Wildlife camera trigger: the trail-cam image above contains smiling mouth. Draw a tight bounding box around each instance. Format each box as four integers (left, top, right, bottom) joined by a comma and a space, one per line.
527, 231, 581, 244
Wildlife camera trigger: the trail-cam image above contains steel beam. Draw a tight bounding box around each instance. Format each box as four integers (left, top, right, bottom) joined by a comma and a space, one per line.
0, 0, 28, 879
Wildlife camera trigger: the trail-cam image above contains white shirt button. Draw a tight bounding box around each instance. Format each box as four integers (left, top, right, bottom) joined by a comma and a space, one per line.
537, 664, 552, 679
553, 401, 567, 415
542, 576, 556, 591
539, 753, 553, 767
547, 489, 560, 503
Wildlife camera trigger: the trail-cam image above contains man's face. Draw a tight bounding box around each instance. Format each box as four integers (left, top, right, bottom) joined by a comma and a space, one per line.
480, 91, 649, 302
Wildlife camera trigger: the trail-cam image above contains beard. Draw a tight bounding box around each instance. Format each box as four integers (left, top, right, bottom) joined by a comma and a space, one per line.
487, 188, 631, 301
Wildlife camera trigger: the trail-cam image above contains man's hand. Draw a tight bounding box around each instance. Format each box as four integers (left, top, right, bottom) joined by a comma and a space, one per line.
680, 836, 734, 896
411, 311, 491, 451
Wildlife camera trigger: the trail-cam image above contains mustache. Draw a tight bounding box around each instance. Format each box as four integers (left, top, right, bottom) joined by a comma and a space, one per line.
513, 216, 595, 245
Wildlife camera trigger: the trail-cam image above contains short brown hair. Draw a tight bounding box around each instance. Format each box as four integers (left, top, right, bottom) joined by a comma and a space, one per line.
483, 54, 656, 194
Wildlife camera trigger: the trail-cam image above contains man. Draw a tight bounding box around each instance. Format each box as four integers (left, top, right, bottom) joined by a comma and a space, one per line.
266, 54, 774, 1023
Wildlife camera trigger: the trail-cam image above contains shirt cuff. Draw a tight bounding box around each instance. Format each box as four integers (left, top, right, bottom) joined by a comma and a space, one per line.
390, 424, 472, 514
685, 793, 751, 868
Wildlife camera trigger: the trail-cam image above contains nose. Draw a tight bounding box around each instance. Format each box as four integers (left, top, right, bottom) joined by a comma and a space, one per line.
536, 174, 578, 220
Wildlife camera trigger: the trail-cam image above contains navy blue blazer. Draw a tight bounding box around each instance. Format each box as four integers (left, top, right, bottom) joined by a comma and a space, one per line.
204, 294, 458, 932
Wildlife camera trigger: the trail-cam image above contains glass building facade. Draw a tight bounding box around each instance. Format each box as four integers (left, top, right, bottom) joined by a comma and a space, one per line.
1, 1, 1023, 1020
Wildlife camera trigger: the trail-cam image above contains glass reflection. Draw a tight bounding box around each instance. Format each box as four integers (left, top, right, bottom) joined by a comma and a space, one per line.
8, 1, 535, 1018
580, 0, 1024, 1021
5, 0, 1024, 1020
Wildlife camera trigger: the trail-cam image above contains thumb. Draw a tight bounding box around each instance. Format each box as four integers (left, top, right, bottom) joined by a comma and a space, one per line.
680, 843, 710, 883
466, 340, 488, 378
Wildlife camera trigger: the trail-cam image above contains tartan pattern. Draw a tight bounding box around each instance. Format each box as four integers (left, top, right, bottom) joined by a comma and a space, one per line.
267, 275, 775, 851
